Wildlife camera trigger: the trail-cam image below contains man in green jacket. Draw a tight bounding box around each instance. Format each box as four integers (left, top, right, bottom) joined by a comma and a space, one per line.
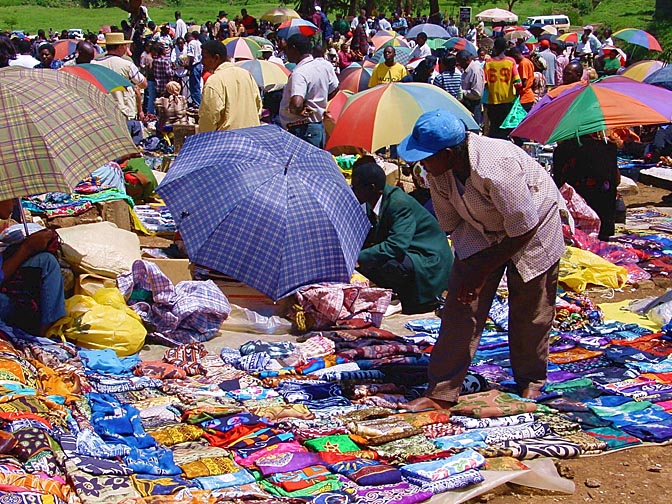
352, 162, 453, 314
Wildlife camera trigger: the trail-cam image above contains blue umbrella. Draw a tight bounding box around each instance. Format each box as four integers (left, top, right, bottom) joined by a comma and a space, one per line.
406, 23, 450, 39
643, 65, 672, 91
156, 126, 371, 301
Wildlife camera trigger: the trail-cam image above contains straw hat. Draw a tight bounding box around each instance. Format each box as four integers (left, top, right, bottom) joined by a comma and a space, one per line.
103, 32, 132, 45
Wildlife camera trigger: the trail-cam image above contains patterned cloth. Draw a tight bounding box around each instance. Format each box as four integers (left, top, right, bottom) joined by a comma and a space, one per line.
400, 449, 486, 482
451, 412, 534, 429
347, 417, 423, 446
493, 435, 582, 460
405, 468, 484, 494
329, 458, 402, 486
117, 260, 230, 346
450, 390, 538, 418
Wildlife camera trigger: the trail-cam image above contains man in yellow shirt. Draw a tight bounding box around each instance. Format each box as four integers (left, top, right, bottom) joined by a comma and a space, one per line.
198, 41, 262, 132
368, 46, 408, 88
484, 38, 521, 139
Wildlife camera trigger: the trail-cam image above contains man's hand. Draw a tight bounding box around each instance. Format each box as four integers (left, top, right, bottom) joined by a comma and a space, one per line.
450, 257, 488, 304
22, 229, 57, 256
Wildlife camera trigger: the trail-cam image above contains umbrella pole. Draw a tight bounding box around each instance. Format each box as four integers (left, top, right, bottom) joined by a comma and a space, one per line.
17, 198, 30, 237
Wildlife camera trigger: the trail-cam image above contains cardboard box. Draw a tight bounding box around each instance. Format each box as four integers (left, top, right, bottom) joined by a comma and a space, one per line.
145, 257, 192, 285
98, 200, 131, 231
212, 278, 291, 317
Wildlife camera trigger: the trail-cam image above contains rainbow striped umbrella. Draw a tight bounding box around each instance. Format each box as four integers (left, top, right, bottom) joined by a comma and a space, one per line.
442, 37, 478, 56
53, 39, 78, 60
557, 32, 579, 44
60, 63, 131, 93
338, 63, 373, 92
366, 46, 413, 67
613, 28, 662, 51
511, 77, 672, 144
326, 82, 479, 153
371, 30, 410, 51
223, 37, 261, 60
235, 59, 290, 91
277, 19, 318, 39
621, 60, 665, 81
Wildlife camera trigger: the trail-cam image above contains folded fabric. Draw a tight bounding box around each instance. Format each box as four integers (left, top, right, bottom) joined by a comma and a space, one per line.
483, 456, 530, 471
130, 473, 193, 497
229, 430, 294, 458
451, 412, 535, 429
200, 412, 267, 434
584, 426, 644, 450
621, 420, 672, 442
235, 441, 307, 467
373, 434, 439, 464
395, 410, 451, 428
79, 349, 139, 375
304, 434, 361, 453
548, 347, 604, 364
133, 360, 187, 380
347, 417, 422, 446
480, 422, 551, 444
493, 435, 582, 460
248, 404, 313, 423
170, 442, 229, 466
149, 424, 204, 447
255, 450, 324, 476
432, 430, 488, 451
180, 456, 240, 479
240, 340, 295, 358
562, 431, 608, 453
404, 468, 484, 494
422, 422, 465, 439
67, 463, 142, 504
450, 390, 537, 418
194, 469, 255, 490
399, 449, 486, 482
260, 477, 343, 498
266, 464, 335, 492
275, 380, 345, 403
328, 457, 402, 486
225, 386, 279, 402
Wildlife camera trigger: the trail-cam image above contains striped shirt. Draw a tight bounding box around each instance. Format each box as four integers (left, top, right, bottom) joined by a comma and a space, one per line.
433, 70, 462, 99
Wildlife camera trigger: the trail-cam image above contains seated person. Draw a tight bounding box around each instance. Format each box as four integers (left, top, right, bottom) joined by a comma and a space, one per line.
351, 162, 453, 314
0, 199, 65, 335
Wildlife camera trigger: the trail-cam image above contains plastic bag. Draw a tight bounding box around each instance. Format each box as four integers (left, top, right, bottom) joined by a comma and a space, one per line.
47, 288, 146, 356
559, 246, 628, 293
501, 97, 528, 129
223, 304, 293, 335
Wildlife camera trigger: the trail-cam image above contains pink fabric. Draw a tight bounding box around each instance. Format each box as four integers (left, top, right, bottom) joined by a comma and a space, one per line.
560, 183, 601, 235
295, 283, 392, 329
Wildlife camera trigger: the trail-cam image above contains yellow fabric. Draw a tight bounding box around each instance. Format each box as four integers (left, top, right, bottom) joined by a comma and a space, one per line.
558, 247, 628, 293
597, 300, 662, 331
368, 62, 408, 87
199, 62, 262, 132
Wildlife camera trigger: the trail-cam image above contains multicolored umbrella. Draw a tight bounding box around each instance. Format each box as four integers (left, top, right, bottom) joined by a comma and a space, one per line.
511, 77, 672, 144
223, 37, 261, 60
406, 23, 449, 39
366, 46, 413, 67
235, 59, 290, 91
505, 30, 531, 41
0, 67, 137, 201
261, 7, 300, 25
425, 38, 448, 50
442, 37, 478, 56
613, 28, 662, 51
621, 60, 666, 81
156, 126, 370, 301
60, 63, 131, 93
325, 90, 353, 137
644, 65, 672, 91
338, 63, 373, 92
326, 82, 479, 153
53, 39, 78, 60
557, 32, 579, 44
248, 36, 274, 47
476, 8, 518, 23
371, 30, 410, 51
277, 19, 318, 40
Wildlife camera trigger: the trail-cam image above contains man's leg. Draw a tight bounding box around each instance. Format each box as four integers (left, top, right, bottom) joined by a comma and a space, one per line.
189, 63, 202, 107
22, 252, 66, 330
424, 264, 506, 403
506, 261, 559, 398
288, 123, 325, 149
358, 256, 426, 313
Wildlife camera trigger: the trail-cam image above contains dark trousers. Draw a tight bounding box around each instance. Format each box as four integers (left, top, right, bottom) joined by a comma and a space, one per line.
358, 255, 429, 314
287, 122, 325, 149
486, 102, 514, 139
426, 260, 559, 402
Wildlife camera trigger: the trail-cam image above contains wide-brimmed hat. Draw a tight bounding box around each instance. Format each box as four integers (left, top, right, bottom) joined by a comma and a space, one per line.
103, 32, 132, 45
260, 44, 274, 53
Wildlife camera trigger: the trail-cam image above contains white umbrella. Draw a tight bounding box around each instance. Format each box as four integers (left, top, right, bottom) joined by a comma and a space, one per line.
476, 8, 518, 23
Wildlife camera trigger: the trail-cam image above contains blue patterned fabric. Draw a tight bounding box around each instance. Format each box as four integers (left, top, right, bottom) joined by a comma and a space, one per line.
157, 126, 371, 300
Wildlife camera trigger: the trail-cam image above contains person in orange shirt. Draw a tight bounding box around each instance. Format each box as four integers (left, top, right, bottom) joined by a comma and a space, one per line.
509, 47, 535, 112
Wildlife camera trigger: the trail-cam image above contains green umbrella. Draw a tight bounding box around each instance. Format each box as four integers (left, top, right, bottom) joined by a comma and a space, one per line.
426, 38, 448, 50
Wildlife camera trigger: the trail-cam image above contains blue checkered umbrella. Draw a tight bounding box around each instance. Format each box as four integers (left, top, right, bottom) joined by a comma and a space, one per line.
156, 126, 371, 301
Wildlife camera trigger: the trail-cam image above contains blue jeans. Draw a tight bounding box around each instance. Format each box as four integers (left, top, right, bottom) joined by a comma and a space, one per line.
288, 122, 325, 149
0, 252, 66, 329
146, 80, 157, 114
189, 63, 203, 107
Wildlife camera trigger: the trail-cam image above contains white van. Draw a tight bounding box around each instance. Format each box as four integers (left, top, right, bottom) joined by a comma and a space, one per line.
523, 15, 571, 34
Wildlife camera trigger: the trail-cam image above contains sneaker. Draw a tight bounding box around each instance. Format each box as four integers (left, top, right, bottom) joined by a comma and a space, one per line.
384, 300, 403, 317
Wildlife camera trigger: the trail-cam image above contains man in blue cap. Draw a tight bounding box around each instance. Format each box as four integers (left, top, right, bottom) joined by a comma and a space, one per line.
397, 110, 566, 410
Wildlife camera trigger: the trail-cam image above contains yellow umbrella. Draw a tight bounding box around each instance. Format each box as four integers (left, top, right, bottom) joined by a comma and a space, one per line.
261, 7, 301, 25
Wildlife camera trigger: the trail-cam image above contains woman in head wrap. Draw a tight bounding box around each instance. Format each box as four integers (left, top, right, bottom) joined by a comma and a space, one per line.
155, 80, 188, 127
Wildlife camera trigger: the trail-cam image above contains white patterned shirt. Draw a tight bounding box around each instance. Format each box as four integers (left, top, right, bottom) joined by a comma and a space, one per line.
428, 133, 565, 282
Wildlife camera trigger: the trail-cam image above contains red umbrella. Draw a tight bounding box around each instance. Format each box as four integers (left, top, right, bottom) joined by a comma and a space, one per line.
53, 39, 78, 60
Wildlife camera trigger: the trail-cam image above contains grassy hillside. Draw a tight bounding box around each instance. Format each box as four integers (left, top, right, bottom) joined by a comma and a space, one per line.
0, 0, 665, 55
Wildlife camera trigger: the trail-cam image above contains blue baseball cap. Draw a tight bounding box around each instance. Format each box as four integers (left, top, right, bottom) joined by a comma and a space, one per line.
397, 110, 467, 162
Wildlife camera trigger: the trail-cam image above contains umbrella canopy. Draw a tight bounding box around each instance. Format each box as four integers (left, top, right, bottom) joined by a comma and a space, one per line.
0, 67, 138, 201
622, 60, 666, 81
371, 30, 410, 51
53, 39, 78, 60
643, 65, 672, 91
338, 63, 373, 92
325, 90, 353, 137
442, 37, 478, 56
406, 23, 450, 39
156, 126, 370, 301
223, 37, 261, 60
557, 32, 579, 43
326, 82, 479, 153
261, 7, 301, 25
366, 46, 413, 67
505, 30, 531, 41
613, 28, 662, 51
60, 63, 131, 93
476, 8, 518, 23
425, 38, 448, 50
235, 59, 290, 91
277, 19, 318, 39
248, 35, 274, 47
511, 77, 672, 144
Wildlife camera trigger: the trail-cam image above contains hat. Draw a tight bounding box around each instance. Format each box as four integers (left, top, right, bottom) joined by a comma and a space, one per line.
397, 110, 467, 163
103, 32, 132, 45
583, 25, 594, 31
260, 44, 274, 53
539, 39, 550, 48
328, 47, 337, 55
314, 6, 321, 11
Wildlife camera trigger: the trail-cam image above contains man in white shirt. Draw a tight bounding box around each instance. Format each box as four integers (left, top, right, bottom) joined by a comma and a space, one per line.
377, 13, 392, 31
186, 31, 202, 107
407, 32, 431, 69
174, 11, 187, 40
9, 39, 40, 68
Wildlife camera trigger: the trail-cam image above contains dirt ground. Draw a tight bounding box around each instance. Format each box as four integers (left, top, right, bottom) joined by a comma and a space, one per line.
483, 182, 672, 503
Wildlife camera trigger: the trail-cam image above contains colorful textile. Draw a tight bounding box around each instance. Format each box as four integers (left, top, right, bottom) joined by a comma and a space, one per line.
134, 360, 187, 380
304, 434, 361, 453
347, 417, 422, 445
170, 443, 229, 466
562, 430, 608, 453
149, 424, 204, 446
194, 469, 255, 490
255, 451, 324, 476
239, 340, 295, 358
163, 344, 209, 376
67, 463, 141, 504
432, 430, 488, 451
450, 390, 537, 418
249, 404, 314, 422
451, 413, 534, 429
373, 434, 438, 464
584, 426, 643, 450
275, 380, 345, 403
180, 456, 239, 478
395, 410, 451, 428
494, 436, 582, 459
330, 457, 402, 487
399, 449, 486, 482
130, 473, 193, 497
622, 420, 672, 442
266, 464, 335, 492
234, 441, 307, 467
117, 260, 230, 346
480, 422, 551, 444
405, 468, 484, 494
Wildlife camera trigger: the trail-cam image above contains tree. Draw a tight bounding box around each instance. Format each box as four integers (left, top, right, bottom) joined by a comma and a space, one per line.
655, 0, 672, 19
429, 0, 440, 24
506, 0, 519, 12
